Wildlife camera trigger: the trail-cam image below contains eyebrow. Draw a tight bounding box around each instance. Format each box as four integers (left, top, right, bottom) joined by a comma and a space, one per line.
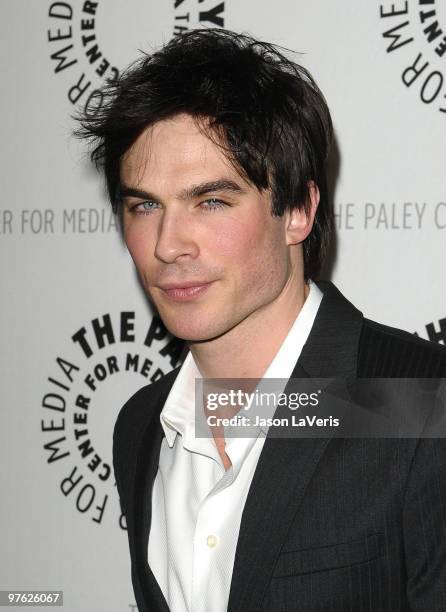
119, 179, 246, 202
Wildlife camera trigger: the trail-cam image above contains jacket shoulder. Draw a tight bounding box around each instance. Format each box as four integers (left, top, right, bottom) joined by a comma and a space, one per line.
114, 366, 181, 439
358, 318, 446, 377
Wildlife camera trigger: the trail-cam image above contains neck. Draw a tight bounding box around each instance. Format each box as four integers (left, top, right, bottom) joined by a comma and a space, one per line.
189, 273, 309, 380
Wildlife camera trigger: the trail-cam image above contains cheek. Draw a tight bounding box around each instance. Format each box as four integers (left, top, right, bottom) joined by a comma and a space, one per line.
209, 216, 286, 285
124, 221, 156, 267
209, 217, 246, 258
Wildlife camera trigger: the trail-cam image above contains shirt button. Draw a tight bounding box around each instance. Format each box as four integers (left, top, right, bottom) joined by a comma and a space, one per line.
206, 534, 218, 548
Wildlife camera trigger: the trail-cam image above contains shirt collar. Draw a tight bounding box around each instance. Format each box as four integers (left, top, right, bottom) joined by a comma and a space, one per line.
160, 351, 201, 447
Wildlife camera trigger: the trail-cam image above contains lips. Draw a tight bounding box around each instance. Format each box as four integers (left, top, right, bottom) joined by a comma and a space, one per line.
158, 281, 213, 302
158, 281, 212, 290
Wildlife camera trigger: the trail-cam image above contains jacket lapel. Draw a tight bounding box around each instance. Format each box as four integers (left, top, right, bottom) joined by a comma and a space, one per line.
227, 281, 364, 612
130, 368, 180, 612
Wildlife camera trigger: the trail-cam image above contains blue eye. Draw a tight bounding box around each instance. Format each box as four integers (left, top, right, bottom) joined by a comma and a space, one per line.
202, 198, 226, 211
133, 201, 160, 214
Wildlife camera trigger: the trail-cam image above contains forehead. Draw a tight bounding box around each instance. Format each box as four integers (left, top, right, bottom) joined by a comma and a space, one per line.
120, 113, 244, 189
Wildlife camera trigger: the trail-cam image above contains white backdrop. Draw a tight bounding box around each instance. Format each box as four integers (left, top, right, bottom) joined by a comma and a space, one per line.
1, 1, 444, 610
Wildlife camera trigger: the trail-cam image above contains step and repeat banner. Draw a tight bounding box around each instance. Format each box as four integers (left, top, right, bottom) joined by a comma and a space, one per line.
1, 1, 444, 610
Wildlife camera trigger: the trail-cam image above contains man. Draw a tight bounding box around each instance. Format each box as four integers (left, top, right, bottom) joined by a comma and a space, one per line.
76, 29, 446, 611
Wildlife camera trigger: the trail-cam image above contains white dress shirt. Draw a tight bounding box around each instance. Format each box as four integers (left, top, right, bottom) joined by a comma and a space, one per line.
147, 281, 323, 612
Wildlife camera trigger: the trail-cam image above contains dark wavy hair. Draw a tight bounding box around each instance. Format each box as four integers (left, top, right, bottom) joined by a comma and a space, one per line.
74, 28, 333, 279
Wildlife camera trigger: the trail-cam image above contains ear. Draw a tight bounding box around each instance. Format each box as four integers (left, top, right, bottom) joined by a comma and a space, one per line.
285, 181, 320, 245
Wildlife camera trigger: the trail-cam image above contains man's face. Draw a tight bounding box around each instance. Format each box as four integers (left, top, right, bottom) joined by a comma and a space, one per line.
120, 113, 296, 342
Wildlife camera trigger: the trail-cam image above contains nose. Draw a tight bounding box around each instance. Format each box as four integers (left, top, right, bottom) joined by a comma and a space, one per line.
154, 208, 199, 263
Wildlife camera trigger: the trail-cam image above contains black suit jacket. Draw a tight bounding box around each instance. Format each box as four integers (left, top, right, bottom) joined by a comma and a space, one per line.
113, 281, 446, 611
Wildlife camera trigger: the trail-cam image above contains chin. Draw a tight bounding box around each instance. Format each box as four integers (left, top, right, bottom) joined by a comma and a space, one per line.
159, 313, 227, 343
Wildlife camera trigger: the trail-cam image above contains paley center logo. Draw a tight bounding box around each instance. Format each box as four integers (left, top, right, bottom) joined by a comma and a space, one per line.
47, 0, 225, 112
379, 0, 446, 114
40, 311, 184, 528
